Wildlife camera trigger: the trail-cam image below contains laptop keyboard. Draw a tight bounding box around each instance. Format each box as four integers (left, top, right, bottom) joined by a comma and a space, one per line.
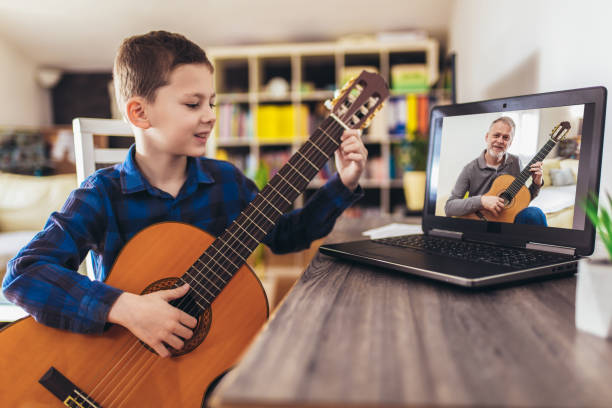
374, 235, 576, 268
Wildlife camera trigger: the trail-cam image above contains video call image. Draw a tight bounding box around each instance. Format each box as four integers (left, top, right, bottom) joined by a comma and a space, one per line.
435, 104, 585, 230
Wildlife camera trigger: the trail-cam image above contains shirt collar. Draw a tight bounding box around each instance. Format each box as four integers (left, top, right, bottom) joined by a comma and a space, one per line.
119, 144, 214, 195
478, 150, 512, 169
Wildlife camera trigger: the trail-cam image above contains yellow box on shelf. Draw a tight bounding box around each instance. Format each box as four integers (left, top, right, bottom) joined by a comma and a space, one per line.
277, 106, 295, 141
256, 104, 309, 142
256, 105, 279, 140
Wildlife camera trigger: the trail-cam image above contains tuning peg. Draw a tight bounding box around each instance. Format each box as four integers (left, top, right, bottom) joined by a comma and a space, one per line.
330, 77, 357, 107
361, 102, 386, 129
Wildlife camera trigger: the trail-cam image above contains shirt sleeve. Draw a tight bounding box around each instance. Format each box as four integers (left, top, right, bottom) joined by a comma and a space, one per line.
239, 172, 363, 254
444, 164, 482, 217
528, 178, 542, 199
2, 179, 123, 334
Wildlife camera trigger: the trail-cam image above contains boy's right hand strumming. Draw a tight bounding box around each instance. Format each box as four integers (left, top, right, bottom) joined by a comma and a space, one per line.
107, 283, 197, 357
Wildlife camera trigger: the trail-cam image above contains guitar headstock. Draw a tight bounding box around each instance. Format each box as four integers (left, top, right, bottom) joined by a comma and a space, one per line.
550, 121, 571, 142
325, 70, 389, 129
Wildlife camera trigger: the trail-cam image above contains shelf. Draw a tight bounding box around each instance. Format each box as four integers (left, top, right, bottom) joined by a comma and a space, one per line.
207, 38, 443, 214
258, 138, 305, 146
257, 93, 293, 103
298, 90, 335, 101
217, 93, 251, 103
217, 138, 252, 147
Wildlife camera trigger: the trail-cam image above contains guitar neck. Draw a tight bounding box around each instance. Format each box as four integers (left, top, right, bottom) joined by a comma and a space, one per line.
506, 138, 557, 198
181, 116, 345, 307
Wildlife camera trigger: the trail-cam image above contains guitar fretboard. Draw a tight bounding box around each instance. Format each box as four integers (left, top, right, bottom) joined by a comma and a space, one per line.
179, 116, 346, 311
504, 139, 557, 199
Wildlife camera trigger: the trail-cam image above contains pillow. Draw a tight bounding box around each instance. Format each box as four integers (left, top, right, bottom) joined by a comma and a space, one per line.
559, 159, 579, 182
550, 168, 575, 186
541, 158, 561, 187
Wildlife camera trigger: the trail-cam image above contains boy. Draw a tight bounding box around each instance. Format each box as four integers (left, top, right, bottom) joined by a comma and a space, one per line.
2, 31, 367, 357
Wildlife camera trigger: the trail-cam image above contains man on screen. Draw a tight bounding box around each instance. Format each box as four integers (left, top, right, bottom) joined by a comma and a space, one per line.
444, 116, 547, 225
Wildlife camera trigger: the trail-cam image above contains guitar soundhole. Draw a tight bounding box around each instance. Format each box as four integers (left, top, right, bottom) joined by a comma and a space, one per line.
140, 277, 212, 357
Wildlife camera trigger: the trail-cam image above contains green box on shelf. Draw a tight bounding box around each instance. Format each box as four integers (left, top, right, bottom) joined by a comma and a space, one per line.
391, 64, 429, 93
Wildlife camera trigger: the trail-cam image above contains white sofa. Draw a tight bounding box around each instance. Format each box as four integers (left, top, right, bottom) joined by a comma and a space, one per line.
0, 172, 77, 289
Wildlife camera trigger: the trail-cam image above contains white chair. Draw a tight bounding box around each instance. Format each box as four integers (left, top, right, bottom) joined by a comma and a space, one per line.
72, 118, 134, 278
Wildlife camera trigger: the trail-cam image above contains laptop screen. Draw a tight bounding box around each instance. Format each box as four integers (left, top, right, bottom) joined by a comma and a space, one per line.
424, 87, 606, 255
436, 104, 585, 230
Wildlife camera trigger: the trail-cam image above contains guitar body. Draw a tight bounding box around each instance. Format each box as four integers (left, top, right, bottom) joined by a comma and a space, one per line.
461, 174, 532, 223
0, 222, 269, 407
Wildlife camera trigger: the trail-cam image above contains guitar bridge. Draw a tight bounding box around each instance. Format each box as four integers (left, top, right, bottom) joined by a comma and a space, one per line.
39, 366, 101, 408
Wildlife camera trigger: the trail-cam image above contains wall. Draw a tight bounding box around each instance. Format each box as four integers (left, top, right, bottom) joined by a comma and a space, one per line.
0, 36, 51, 127
449, 0, 612, 198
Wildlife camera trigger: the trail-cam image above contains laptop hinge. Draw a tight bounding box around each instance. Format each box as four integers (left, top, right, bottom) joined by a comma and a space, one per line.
429, 229, 463, 239
526, 242, 576, 256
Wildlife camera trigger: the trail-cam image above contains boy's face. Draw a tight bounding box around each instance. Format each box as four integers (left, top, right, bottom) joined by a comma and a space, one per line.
143, 63, 216, 157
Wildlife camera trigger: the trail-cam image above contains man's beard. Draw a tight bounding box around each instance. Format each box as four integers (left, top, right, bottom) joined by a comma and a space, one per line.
487, 148, 505, 160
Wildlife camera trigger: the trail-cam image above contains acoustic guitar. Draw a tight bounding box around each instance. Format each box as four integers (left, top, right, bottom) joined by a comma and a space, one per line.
0, 71, 389, 407
461, 121, 571, 223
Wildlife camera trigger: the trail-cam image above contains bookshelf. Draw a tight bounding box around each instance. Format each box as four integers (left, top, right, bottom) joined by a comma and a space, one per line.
207, 38, 449, 214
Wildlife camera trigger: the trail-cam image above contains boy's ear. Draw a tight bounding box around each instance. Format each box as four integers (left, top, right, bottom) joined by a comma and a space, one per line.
125, 97, 150, 129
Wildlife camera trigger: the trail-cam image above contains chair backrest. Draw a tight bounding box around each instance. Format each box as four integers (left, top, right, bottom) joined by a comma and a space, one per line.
72, 117, 133, 184
72, 117, 134, 278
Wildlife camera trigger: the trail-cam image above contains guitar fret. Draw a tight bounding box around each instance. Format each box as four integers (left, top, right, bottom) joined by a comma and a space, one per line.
296, 150, 319, 171
205, 248, 239, 271
196, 258, 230, 282
221, 228, 252, 254
267, 183, 292, 204
286, 161, 309, 182
189, 265, 223, 291
192, 259, 229, 289
233, 221, 259, 244
320, 128, 340, 146
277, 172, 301, 194
185, 271, 217, 297
307, 138, 329, 157
179, 276, 214, 303
259, 194, 284, 215
249, 202, 276, 225
242, 210, 269, 234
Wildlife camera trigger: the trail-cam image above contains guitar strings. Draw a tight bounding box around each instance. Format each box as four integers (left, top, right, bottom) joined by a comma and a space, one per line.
85, 117, 348, 406
504, 140, 556, 198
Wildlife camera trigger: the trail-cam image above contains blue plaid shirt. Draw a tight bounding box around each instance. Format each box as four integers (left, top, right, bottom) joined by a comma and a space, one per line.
3, 145, 362, 334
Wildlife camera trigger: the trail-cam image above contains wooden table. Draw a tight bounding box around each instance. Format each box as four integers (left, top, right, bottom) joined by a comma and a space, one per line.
210, 217, 612, 408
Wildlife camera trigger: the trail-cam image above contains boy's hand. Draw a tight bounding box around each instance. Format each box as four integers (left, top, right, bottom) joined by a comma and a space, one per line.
335, 129, 368, 192
108, 283, 197, 358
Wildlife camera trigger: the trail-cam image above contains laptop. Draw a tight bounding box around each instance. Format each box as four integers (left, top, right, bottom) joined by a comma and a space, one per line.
320, 87, 607, 287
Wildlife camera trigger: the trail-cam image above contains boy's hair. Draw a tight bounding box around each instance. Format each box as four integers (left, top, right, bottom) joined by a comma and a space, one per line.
113, 30, 213, 111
